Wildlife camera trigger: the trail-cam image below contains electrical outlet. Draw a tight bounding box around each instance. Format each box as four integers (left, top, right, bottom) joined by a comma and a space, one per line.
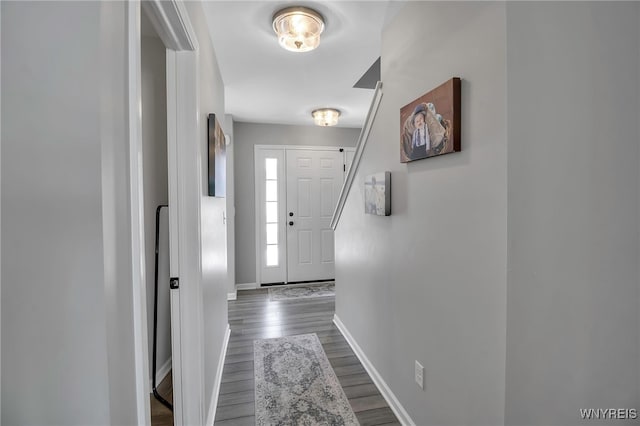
414, 360, 424, 389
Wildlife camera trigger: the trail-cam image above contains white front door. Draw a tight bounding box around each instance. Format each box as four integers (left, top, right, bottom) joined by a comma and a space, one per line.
286, 149, 344, 282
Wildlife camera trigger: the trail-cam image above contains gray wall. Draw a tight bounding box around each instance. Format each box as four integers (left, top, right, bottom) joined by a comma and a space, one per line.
1, 1, 137, 424
234, 122, 360, 284
335, 2, 640, 425
334, 3, 508, 425
141, 35, 171, 385
184, 1, 229, 414
504, 3, 640, 424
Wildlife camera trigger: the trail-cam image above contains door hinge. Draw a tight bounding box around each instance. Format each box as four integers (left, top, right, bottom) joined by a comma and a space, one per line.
170, 277, 180, 289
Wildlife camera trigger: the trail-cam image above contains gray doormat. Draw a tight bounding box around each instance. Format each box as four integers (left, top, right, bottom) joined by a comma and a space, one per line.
254, 333, 359, 425
268, 282, 335, 301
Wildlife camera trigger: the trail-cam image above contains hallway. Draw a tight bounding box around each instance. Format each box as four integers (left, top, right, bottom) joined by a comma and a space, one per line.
214, 287, 400, 425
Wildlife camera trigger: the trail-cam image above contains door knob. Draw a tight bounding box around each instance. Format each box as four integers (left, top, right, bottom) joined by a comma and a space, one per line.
289, 221, 294, 226
289, 212, 294, 217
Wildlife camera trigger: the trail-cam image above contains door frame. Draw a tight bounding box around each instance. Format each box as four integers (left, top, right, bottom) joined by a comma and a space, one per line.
128, 1, 201, 424
254, 145, 354, 286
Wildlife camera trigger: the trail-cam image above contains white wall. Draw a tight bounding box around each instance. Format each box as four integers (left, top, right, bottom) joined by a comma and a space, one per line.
141, 34, 171, 385
2, 1, 139, 424
334, 3, 507, 425
234, 122, 360, 284
184, 1, 229, 418
504, 3, 640, 424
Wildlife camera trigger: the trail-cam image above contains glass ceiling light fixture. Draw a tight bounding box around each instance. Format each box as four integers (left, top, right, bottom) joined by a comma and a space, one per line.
312, 108, 340, 126
272, 6, 325, 52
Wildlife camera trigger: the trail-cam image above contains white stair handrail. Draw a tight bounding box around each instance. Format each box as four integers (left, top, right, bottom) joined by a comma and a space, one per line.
331, 81, 383, 230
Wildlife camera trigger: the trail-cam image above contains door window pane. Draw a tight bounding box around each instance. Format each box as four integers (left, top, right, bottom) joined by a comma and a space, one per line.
266, 223, 278, 245
266, 158, 278, 180
266, 245, 278, 266
264, 157, 279, 269
266, 202, 278, 223
266, 181, 278, 202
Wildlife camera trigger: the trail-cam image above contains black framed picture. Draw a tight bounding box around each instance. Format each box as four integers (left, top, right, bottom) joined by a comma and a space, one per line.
208, 113, 226, 197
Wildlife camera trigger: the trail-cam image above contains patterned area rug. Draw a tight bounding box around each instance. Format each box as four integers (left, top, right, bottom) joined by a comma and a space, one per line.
254, 333, 359, 426
268, 282, 335, 301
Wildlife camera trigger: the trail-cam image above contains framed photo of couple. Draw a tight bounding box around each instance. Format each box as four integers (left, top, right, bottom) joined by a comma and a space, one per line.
400, 77, 461, 163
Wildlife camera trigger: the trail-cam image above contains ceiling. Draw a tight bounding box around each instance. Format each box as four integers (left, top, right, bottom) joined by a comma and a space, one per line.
201, 1, 403, 128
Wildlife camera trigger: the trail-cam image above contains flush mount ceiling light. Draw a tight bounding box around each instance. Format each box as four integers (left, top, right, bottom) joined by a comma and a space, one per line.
272, 6, 325, 52
312, 108, 340, 126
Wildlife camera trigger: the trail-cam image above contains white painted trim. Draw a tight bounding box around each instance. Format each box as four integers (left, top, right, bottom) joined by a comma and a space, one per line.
333, 314, 416, 426
0, 1, 3, 420
206, 324, 231, 426
165, 50, 184, 426
343, 147, 356, 178
139, 1, 200, 425
236, 282, 257, 290
254, 144, 348, 152
141, 0, 197, 51
0, 2, 3, 420
175, 48, 205, 426
227, 292, 237, 301
331, 82, 383, 230
254, 147, 262, 286
127, 3, 152, 424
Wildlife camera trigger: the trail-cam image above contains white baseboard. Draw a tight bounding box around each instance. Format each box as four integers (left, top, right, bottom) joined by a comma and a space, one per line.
333, 314, 416, 426
206, 324, 231, 426
227, 291, 237, 301
148, 356, 172, 392
236, 282, 257, 290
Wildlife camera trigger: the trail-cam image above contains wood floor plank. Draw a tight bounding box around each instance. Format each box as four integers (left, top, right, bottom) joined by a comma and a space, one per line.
221, 370, 254, 384
329, 354, 361, 368
219, 379, 255, 395
342, 383, 381, 399
337, 373, 374, 388
355, 407, 400, 426
214, 402, 255, 422
213, 416, 256, 426
322, 341, 352, 351
349, 394, 389, 412
221, 360, 253, 373
224, 352, 254, 364
225, 345, 254, 356
217, 389, 255, 407
333, 363, 367, 377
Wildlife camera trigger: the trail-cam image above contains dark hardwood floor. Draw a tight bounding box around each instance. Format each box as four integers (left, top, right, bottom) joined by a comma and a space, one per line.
150, 371, 174, 426
214, 287, 400, 426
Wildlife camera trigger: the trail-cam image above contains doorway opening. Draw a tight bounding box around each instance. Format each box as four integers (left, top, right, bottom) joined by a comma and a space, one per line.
141, 6, 172, 423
